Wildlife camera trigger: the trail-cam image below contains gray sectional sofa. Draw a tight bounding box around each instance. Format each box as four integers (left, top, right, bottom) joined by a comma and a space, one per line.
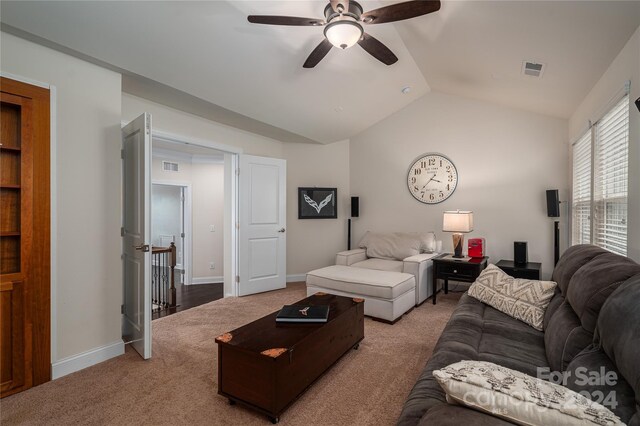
397, 245, 640, 425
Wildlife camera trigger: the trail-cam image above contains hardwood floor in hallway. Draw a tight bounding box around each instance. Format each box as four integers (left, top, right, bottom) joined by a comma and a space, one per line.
152, 281, 224, 320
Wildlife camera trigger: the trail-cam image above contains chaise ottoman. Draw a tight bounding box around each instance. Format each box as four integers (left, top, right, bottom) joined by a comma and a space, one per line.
306, 265, 416, 323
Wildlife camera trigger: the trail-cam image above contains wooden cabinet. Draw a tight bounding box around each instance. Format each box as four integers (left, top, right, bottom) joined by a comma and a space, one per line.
1, 77, 50, 397
432, 255, 488, 304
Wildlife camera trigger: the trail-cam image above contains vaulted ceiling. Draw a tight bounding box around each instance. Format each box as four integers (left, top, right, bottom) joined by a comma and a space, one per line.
2, 1, 639, 144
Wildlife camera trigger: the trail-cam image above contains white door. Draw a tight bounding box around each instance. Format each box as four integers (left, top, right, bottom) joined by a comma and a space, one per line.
238, 155, 286, 296
122, 113, 152, 359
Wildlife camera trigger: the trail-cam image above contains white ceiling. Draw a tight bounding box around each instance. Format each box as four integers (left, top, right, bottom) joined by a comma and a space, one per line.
2, 1, 639, 144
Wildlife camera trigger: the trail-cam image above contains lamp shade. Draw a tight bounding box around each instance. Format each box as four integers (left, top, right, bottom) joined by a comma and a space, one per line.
443, 211, 474, 233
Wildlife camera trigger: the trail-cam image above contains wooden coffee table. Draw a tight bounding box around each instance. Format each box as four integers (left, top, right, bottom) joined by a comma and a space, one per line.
215, 293, 364, 423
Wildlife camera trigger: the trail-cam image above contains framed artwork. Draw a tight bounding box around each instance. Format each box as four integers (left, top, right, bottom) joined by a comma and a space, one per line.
298, 187, 337, 219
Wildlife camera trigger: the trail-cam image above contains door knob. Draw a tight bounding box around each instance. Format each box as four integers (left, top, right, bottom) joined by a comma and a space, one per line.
278, 228, 286, 233
134, 244, 150, 252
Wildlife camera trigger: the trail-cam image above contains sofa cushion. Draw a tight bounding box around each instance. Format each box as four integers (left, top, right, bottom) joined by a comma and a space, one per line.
306, 265, 414, 300
433, 360, 624, 426
564, 346, 637, 424
593, 274, 640, 425
351, 258, 404, 273
544, 301, 593, 373
358, 232, 422, 260
566, 253, 640, 333
468, 264, 557, 331
552, 245, 609, 294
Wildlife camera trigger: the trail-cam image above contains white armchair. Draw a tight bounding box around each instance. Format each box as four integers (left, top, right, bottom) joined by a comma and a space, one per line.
335, 248, 436, 305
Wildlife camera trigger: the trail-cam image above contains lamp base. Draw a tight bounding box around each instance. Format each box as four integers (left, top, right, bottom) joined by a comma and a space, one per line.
452, 233, 465, 258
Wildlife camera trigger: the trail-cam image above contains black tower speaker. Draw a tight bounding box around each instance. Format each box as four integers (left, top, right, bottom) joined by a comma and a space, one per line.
351, 197, 359, 218
635, 97, 640, 112
514, 241, 528, 265
546, 189, 560, 217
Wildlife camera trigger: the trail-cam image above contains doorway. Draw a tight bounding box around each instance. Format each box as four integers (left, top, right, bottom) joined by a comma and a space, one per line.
150, 137, 228, 318
151, 183, 189, 285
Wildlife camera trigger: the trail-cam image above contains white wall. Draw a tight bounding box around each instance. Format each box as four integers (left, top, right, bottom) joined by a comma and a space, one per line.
350, 91, 569, 279
283, 140, 351, 278
1, 33, 123, 363
569, 27, 640, 262
123, 93, 285, 158
191, 161, 224, 280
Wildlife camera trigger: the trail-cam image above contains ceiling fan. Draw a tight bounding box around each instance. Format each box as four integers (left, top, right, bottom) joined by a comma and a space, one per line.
248, 0, 441, 68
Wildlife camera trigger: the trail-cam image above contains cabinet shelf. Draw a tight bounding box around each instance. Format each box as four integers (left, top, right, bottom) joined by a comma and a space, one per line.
0, 232, 20, 237
0, 145, 21, 152
0, 184, 21, 189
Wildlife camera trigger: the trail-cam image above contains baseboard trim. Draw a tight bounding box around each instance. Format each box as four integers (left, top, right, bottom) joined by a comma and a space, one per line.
287, 274, 307, 283
52, 340, 124, 380
191, 276, 223, 285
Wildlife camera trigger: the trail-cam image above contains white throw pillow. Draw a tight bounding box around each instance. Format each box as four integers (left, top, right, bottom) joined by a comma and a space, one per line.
468, 264, 557, 331
434, 360, 623, 426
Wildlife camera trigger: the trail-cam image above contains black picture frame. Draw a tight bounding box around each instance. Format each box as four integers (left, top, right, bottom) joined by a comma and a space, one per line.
298, 187, 338, 219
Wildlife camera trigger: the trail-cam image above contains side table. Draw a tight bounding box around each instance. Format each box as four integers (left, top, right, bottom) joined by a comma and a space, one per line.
495, 260, 541, 280
432, 255, 488, 304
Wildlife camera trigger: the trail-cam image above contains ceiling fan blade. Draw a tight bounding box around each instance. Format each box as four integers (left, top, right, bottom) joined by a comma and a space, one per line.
361, 0, 440, 24
357, 33, 398, 65
303, 39, 333, 68
248, 15, 325, 26
330, 0, 350, 13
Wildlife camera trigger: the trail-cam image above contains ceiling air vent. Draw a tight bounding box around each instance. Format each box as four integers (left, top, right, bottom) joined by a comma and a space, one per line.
522, 61, 545, 78
162, 161, 179, 172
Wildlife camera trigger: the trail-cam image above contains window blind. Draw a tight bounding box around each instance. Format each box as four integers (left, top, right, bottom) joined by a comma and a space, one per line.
593, 95, 629, 256
572, 130, 591, 245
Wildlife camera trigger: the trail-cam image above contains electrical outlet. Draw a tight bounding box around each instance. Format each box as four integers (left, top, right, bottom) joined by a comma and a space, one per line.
209, 225, 215, 232
209, 262, 215, 270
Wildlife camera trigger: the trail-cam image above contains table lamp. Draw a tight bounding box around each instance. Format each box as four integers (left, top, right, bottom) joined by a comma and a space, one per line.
443, 210, 474, 258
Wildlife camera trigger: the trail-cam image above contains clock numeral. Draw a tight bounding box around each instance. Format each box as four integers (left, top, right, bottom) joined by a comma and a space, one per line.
439, 191, 444, 198
446, 165, 451, 171
414, 186, 419, 192
447, 184, 450, 191
414, 169, 421, 175
429, 193, 435, 201
428, 159, 435, 166
448, 175, 454, 182
411, 177, 416, 184
420, 161, 427, 168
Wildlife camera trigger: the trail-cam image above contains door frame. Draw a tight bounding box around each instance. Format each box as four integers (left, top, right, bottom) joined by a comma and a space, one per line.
0, 73, 54, 385
151, 181, 192, 286
144, 127, 242, 298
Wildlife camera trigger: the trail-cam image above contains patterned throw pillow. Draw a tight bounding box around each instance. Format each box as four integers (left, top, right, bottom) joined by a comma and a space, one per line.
468, 264, 557, 331
433, 360, 623, 426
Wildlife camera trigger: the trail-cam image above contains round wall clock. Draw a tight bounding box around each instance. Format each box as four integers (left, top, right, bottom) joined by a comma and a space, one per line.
407, 153, 458, 204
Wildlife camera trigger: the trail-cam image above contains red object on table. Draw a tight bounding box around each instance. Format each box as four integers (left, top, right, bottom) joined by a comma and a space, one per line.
468, 238, 485, 258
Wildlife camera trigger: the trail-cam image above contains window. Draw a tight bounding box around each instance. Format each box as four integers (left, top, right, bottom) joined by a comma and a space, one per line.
572, 131, 591, 245
571, 94, 629, 256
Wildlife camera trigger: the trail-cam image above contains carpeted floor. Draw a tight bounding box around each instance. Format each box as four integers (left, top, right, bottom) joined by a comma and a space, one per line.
1, 283, 460, 426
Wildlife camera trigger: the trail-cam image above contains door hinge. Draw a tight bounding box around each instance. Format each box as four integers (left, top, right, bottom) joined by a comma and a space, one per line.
180, 232, 185, 238
121, 227, 125, 237
121, 304, 125, 314
180, 269, 185, 275
121, 149, 124, 159
236, 275, 240, 283
236, 222, 240, 230
145, 113, 151, 134
236, 168, 240, 176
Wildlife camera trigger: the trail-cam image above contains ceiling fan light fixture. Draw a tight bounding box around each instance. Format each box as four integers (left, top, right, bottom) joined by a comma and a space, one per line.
324, 20, 363, 50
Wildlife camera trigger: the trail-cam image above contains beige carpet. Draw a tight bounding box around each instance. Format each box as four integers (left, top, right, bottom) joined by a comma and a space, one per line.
1, 283, 460, 426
